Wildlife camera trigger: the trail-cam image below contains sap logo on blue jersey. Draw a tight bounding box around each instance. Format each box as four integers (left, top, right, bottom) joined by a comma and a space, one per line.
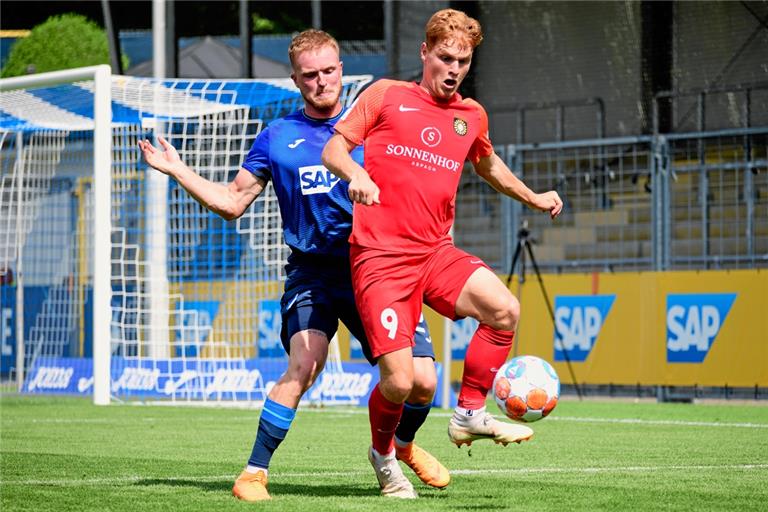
299, 165, 340, 195
666, 293, 736, 363
553, 295, 615, 362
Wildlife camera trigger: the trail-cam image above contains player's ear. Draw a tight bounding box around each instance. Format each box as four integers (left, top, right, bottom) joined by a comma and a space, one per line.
420, 42, 427, 63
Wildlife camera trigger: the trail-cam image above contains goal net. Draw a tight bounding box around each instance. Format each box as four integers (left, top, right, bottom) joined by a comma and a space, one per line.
0, 66, 372, 405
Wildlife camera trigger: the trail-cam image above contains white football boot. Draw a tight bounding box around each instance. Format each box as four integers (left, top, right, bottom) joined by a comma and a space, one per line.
448, 409, 534, 447
368, 447, 418, 499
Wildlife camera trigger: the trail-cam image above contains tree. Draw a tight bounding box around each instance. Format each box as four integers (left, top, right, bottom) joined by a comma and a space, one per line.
251, 11, 306, 35
1, 14, 128, 78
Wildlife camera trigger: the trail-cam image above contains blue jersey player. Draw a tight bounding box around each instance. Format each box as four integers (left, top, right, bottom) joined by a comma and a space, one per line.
139, 30, 449, 501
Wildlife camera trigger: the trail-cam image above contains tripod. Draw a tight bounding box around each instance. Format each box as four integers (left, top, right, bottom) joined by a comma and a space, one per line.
506, 222, 583, 400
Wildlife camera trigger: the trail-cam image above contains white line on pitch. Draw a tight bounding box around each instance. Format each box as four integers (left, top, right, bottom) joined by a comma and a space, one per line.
299, 409, 768, 429
4, 410, 767, 429
3, 464, 767, 487
450, 463, 768, 475
545, 416, 768, 429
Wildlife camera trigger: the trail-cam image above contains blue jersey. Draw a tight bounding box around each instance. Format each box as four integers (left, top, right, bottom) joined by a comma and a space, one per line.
242, 109, 364, 258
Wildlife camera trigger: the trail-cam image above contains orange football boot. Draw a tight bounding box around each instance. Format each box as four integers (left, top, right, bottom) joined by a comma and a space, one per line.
232, 469, 271, 501
395, 442, 451, 488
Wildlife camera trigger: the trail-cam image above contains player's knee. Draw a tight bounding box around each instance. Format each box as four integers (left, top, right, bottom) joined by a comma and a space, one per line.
490, 295, 520, 331
287, 355, 323, 391
380, 373, 414, 402
409, 375, 437, 404
408, 356, 437, 403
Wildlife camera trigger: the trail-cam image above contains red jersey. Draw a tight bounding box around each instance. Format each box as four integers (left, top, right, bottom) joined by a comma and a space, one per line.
334, 79, 494, 253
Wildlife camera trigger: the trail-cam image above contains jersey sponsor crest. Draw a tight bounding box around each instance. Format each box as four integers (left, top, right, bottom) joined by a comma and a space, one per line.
453, 117, 468, 136
553, 295, 616, 362
299, 165, 341, 195
666, 293, 736, 363
420, 126, 442, 147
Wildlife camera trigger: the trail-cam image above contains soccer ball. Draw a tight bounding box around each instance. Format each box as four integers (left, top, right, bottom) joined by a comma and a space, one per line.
492, 355, 560, 423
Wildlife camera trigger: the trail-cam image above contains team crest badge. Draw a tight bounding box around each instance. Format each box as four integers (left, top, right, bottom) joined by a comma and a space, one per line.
453, 117, 468, 136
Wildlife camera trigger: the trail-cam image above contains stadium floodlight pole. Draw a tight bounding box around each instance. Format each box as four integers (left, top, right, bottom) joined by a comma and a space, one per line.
1, 65, 113, 404
505, 220, 583, 400
153, 0, 166, 80
149, 0, 171, 358
311, 0, 322, 29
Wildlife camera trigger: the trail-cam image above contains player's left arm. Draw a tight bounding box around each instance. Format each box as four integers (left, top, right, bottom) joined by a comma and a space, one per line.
473, 152, 563, 219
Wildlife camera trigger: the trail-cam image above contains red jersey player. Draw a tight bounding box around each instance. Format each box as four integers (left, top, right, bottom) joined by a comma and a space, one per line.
323, 8, 563, 499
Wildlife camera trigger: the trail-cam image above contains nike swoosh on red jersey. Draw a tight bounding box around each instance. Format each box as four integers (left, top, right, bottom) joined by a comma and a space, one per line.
398, 104, 420, 112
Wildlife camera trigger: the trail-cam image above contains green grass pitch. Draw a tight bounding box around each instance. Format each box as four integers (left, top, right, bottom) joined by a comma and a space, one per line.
1, 394, 767, 511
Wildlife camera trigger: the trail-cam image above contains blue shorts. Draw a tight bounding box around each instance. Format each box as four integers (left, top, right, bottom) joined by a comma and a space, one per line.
280, 252, 435, 364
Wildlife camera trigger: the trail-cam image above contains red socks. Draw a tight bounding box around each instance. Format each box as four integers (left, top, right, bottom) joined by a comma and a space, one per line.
368, 384, 404, 455
458, 324, 515, 409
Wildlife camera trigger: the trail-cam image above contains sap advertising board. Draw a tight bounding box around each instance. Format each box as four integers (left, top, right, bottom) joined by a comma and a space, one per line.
666, 293, 736, 363
553, 295, 616, 362
552, 293, 736, 364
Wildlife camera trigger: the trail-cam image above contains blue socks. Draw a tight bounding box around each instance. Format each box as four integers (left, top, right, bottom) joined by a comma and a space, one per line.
247, 398, 297, 470
394, 401, 431, 445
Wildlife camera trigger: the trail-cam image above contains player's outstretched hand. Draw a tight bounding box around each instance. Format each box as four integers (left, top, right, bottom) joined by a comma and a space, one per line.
531, 191, 563, 219
138, 136, 182, 176
348, 171, 381, 206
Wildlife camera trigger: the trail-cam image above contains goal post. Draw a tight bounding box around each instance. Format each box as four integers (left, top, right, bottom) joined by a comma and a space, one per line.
0, 67, 376, 407
0, 65, 112, 404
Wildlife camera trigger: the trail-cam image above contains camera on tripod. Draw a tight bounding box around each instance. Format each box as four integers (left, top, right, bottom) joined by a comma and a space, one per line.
505, 219, 583, 400
506, 219, 536, 287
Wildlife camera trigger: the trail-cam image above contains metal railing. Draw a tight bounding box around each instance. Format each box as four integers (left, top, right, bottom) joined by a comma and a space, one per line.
653, 82, 768, 134
453, 128, 768, 273
495, 97, 606, 144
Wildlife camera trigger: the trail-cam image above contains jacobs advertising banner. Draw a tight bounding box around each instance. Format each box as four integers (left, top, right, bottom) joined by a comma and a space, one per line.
21, 356, 457, 408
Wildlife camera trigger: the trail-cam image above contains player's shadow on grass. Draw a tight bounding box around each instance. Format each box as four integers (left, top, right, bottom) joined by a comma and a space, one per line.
135, 478, 382, 498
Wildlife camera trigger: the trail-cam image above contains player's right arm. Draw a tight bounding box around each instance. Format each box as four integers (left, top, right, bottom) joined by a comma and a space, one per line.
139, 136, 266, 221
323, 79, 397, 206
322, 134, 379, 205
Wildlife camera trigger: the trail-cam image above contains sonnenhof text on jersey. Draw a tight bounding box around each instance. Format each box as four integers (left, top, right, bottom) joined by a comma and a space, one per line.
385, 144, 462, 172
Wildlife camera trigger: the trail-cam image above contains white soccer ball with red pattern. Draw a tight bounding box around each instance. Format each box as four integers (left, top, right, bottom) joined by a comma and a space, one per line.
492, 355, 560, 423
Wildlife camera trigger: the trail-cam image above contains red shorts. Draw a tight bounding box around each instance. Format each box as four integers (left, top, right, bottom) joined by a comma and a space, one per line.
350, 242, 490, 359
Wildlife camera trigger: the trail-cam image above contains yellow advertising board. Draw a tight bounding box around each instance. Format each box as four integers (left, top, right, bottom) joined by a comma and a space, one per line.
171, 269, 767, 388
496, 269, 767, 387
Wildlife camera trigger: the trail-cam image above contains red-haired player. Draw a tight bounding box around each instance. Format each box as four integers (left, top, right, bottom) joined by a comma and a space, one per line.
323, 8, 563, 499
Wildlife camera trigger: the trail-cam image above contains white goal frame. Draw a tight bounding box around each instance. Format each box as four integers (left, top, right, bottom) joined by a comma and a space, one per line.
1, 66, 384, 408
0, 65, 112, 404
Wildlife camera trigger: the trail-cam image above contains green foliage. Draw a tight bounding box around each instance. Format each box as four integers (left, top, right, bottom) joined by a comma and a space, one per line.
251, 11, 307, 35
251, 13, 277, 34
1, 14, 129, 78
2, 395, 768, 511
